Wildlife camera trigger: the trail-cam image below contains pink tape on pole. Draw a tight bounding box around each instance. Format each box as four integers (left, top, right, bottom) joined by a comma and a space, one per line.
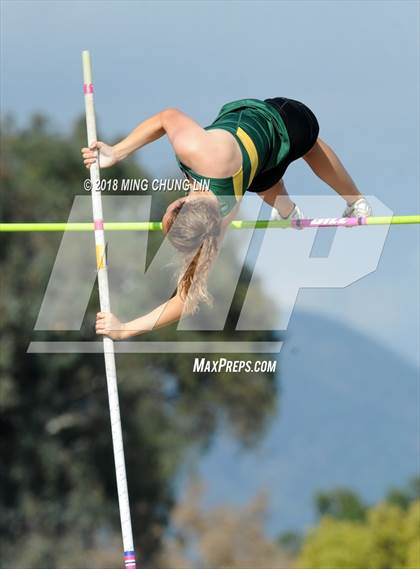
124, 551, 137, 568
83, 83, 94, 94
94, 220, 104, 230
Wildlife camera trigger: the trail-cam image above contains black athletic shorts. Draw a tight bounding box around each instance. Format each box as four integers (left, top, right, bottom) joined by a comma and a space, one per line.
247, 97, 320, 193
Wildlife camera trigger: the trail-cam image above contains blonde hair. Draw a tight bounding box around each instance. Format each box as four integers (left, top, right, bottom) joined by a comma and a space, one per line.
164, 197, 222, 314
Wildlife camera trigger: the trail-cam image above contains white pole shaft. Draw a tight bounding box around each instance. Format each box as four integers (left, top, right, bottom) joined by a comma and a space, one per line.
82, 50, 137, 569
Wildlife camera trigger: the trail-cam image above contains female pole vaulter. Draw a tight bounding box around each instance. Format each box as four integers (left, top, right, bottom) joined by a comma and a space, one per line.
81, 97, 372, 337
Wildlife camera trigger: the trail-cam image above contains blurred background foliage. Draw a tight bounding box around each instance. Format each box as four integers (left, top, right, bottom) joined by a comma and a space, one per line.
295, 477, 420, 569
0, 115, 278, 568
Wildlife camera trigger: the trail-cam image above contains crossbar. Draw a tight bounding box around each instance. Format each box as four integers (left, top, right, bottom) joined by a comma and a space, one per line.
1, 215, 419, 232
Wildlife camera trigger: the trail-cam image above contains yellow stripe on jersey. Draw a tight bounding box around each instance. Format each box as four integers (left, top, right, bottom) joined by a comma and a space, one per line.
236, 127, 259, 187
232, 167, 244, 202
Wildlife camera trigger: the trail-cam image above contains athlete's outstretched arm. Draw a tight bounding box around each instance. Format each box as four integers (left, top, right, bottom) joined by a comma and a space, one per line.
96, 292, 186, 340
81, 108, 206, 169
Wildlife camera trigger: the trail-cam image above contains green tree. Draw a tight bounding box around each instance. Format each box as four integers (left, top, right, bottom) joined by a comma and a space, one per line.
404, 501, 420, 568
366, 502, 409, 568
295, 500, 420, 569
315, 488, 367, 522
295, 518, 370, 569
386, 476, 420, 510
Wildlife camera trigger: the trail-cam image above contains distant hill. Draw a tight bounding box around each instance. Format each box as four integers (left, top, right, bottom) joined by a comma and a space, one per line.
194, 309, 419, 534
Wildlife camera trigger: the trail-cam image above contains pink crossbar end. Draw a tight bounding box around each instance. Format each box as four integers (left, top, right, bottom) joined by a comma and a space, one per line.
83, 83, 94, 94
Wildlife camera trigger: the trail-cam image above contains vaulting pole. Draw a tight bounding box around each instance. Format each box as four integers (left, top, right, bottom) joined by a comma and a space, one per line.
82, 50, 136, 569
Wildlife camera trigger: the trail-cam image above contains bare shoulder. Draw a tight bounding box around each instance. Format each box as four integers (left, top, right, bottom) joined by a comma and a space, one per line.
161, 107, 242, 177
179, 129, 242, 177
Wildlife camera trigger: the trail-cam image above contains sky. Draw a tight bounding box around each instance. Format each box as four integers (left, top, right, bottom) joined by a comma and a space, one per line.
1, 0, 419, 534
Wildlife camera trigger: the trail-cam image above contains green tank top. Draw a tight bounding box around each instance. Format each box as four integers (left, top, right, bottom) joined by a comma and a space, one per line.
177, 98, 290, 216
